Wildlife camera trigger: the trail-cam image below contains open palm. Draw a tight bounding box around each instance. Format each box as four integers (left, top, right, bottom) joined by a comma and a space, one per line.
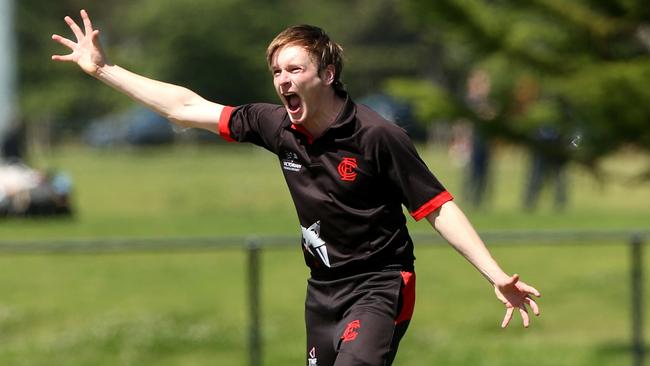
494, 274, 541, 328
51, 9, 108, 75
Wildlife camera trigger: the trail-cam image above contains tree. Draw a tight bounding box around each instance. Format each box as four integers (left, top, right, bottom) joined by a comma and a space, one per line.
394, 0, 650, 177
21, 0, 425, 140
20, 0, 132, 137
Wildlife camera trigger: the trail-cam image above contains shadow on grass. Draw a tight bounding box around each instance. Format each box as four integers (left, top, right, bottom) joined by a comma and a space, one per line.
593, 341, 648, 363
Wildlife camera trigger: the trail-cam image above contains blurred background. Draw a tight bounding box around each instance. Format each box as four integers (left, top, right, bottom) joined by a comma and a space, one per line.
0, 0, 648, 365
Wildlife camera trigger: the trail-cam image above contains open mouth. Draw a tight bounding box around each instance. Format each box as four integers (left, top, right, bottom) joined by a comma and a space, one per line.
283, 92, 302, 114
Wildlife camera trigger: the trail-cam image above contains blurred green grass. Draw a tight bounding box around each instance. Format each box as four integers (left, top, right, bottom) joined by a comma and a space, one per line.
0, 143, 648, 365
2, 143, 648, 239
0, 244, 647, 365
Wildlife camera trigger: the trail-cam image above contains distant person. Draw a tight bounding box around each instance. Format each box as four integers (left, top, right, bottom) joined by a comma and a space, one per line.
467, 130, 491, 207
464, 70, 496, 208
1, 118, 27, 163
52, 10, 541, 365
524, 126, 568, 211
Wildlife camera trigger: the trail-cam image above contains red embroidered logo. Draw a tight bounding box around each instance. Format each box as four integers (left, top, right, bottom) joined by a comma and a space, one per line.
337, 157, 358, 181
341, 320, 361, 342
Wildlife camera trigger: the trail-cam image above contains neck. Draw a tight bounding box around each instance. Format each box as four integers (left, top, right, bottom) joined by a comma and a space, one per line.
303, 89, 345, 139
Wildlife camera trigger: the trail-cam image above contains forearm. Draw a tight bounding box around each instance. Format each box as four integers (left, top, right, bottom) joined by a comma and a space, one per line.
94, 64, 222, 130
427, 201, 510, 286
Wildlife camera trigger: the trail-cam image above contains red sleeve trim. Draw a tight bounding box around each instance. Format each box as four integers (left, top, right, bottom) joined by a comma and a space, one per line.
410, 190, 454, 221
218, 106, 236, 142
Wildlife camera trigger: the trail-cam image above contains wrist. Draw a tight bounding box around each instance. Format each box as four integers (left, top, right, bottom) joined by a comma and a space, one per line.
490, 272, 511, 287
93, 62, 113, 78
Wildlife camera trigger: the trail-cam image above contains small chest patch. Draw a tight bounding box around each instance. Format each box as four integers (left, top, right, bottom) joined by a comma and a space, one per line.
282, 151, 302, 172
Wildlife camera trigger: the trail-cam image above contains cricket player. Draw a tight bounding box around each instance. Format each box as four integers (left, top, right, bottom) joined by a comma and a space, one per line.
52, 10, 541, 366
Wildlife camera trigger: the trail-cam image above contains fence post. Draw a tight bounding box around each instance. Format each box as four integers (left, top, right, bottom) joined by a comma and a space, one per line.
247, 237, 262, 366
631, 234, 645, 366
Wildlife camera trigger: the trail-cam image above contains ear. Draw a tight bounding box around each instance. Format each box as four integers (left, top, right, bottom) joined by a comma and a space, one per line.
322, 64, 336, 86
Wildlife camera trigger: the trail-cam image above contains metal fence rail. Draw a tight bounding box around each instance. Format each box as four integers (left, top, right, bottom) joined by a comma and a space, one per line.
1, 229, 647, 366
1, 229, 647, 254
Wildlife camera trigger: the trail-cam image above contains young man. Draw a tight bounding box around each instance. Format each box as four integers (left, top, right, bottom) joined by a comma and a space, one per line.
52, 10, 541, 366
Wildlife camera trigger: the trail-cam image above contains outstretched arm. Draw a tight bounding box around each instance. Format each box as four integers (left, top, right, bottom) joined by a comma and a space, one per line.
51, 9, 223, 131
426, 201, 541, 328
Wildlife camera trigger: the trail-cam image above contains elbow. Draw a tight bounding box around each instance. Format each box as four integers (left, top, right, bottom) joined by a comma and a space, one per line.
166, 108, 193, 129
165, 94, 207, 128
167, 114, 187, 128
426, 201, 452, 227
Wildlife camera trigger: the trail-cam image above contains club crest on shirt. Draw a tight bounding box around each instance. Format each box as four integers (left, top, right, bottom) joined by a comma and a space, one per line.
337, 157, 357, 181
281, 151, 302, 172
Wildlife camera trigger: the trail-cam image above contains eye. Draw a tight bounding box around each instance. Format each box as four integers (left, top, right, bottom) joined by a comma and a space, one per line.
272, 69, 281, 77
290, 67, 302, 74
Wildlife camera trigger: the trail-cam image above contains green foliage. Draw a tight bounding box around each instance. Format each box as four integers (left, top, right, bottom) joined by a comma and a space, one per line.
383, 78, 459, 122
16, 0, 650, 174
20, 0, 425, 136
20, 1, 134, 130
555, 60, 650, 157
113, 0, 276, 105
399, 0, 650, 172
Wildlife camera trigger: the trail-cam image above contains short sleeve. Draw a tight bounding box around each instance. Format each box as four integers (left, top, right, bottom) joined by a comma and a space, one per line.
375, 125, 453, 221
217, 103, 287, 153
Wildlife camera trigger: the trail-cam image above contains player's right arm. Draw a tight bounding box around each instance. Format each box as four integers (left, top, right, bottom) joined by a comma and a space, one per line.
51, 9, 223, 132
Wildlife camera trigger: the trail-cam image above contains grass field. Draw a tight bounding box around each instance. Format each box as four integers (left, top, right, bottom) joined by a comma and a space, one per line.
0, 143, 648, 365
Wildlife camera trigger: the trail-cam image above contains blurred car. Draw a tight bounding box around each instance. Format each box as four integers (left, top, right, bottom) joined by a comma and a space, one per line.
83, 107, 175, 147
359, 93, 426, 141
0, 163, 73, 217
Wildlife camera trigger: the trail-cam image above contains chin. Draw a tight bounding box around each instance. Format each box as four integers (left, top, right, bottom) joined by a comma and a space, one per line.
287, 110, 306, 124
290, 117, 305, 125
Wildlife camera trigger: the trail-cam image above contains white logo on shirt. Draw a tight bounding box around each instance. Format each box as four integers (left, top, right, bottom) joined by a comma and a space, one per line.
283, 161, 302, 171
301, 221, 331, 267
282, 151, 302, 172
308, 347, 318, 366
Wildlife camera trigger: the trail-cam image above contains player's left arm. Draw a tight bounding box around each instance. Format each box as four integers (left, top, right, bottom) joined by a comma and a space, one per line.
426, 201, 541, 328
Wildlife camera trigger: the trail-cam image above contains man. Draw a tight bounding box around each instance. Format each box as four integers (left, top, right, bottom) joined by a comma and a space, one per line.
52, 10, 540, 366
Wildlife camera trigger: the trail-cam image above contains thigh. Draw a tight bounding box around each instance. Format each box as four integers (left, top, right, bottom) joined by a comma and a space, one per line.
333, 271, 415, 366
334, 310, 407, 366
306, 304, 338, 366
306, 271, 415, 366
305, 277, 339, 366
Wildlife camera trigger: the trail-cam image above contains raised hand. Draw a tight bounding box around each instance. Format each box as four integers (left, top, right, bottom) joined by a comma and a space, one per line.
494, 274, 541, 328
51, 9, 109, 75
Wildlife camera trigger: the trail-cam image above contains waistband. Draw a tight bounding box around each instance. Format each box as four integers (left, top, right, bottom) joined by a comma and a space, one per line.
310, 262, 414, 281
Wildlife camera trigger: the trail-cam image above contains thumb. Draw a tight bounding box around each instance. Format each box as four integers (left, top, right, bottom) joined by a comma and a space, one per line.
496, 274, 519, 291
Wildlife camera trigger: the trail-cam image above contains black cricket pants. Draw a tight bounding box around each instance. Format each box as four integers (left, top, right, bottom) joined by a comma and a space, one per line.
305, 269, 416, 366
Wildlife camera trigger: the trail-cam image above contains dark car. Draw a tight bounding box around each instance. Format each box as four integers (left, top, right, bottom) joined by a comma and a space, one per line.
83, 107, 175, 147
359, 93, 426, 141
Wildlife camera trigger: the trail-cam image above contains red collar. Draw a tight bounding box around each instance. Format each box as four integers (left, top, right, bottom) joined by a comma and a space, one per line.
290, 123, 315, 144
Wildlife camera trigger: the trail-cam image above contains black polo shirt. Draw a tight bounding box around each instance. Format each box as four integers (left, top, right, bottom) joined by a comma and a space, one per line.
218, 93, 452, 278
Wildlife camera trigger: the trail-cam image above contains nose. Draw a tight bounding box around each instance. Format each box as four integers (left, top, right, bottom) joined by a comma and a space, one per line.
276, 70, 291, 87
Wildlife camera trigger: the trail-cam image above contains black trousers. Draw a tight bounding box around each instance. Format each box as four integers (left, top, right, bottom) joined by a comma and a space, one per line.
305, 270, 416, 366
